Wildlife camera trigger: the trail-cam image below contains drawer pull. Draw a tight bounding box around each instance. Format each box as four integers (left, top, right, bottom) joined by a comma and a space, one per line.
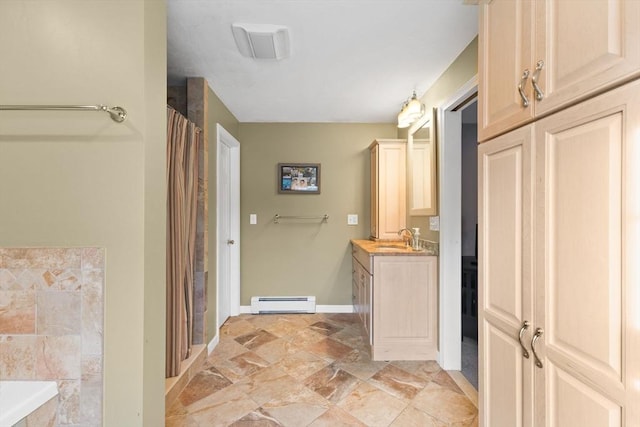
532, 60, 544, 101
518, 320, 530, 359
531, 328, 544, 368
518, 69, 530, 108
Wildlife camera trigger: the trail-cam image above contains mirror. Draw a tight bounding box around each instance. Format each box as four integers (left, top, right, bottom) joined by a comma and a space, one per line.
407, 107, 437, 216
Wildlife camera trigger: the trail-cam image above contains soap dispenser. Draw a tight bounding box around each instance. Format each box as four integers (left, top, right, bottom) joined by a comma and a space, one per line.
411, 227, 421, 250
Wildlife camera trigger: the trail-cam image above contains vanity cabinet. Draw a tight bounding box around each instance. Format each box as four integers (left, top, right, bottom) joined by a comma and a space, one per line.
478, 0, 640, 142
478, 80, 640, 427
370, 139, 406, 240
351, 241, 438, 361
371, 254, 437, 361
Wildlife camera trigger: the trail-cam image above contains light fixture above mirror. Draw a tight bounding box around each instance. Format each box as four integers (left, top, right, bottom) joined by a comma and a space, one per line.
397, 91, 425, 128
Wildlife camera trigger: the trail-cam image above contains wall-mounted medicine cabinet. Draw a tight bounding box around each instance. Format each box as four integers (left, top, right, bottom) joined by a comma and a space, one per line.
407, 108, 437, 216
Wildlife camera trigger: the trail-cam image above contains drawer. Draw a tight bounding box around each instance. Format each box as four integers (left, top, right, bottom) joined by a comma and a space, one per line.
352, 243, 373, 274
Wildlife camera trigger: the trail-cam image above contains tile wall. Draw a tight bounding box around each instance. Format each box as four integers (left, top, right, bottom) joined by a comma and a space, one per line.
0, 248, 104, 426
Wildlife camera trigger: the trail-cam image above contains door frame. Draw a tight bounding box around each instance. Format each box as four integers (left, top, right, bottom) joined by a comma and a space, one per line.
436, 75, 478, 370
216, 123, 241, 329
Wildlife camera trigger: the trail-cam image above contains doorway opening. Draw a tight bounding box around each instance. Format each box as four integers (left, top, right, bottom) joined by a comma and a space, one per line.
436, 76, 477, 384
460, 100, 478, 389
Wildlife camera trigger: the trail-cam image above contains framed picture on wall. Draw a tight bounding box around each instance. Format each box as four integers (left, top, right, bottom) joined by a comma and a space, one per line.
278, 163, 321, 194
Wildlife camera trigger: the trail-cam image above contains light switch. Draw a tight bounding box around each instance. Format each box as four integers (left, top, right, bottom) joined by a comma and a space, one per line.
429, 216, 440, 231
249, 214, 257, 225
347, 214, 358, 225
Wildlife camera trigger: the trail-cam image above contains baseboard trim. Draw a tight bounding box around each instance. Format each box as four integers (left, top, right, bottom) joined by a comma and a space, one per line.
317, 305, 355, 313
207, 334, 219, 355
239, 305, 354, 314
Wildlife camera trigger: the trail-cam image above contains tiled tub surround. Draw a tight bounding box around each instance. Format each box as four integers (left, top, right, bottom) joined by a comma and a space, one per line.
167, 313, 478, 426
0, 248, 104, 426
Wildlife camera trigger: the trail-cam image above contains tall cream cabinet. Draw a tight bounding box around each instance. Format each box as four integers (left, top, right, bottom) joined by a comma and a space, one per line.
478, 75, 640, 426
370, 139, 406, 240
478, 0, 640, 142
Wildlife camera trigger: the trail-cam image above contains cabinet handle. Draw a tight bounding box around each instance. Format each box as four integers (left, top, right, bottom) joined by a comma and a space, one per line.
531, 328, 544, 368
532, 60, 545, 101
518, 321, 530, 358
518, 69, 530, 107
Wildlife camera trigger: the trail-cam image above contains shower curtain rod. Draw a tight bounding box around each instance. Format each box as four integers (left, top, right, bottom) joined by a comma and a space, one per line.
0, 104, 127, 123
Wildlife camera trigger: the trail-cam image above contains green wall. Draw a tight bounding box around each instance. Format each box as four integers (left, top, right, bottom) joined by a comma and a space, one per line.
238, 123, 396, 306
0, 1, 166, 425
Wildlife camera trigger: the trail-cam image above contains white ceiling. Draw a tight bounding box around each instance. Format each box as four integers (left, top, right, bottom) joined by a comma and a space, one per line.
167, 0, 478, 123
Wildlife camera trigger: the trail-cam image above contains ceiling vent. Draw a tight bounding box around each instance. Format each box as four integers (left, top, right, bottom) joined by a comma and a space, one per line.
231, 23, 290, 60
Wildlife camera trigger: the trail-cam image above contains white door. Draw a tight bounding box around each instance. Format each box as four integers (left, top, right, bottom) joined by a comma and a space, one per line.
217, 124, 240, 329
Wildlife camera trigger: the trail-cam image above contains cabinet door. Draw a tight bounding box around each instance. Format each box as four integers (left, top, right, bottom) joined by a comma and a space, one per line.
370, 144, 379, 238
478, 125, 535, 427
352, 258, 361, 317
362, 270, 371, 344
534, 0, 640, 118
478, 0, 535, 142
372, 256, 437, 361
372, 141, 406, 240
534, 80, 640, 427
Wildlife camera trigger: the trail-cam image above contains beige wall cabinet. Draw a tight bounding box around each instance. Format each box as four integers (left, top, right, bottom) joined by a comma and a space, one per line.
370, 139, 406, 239
478, 0, 640, 142
351, 243, 438, 361
478, 80, 640, 427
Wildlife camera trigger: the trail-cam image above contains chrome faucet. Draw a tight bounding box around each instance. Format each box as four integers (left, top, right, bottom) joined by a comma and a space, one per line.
397, 228, 415, 248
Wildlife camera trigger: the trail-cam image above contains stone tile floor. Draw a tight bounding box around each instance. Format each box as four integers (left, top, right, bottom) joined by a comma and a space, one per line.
166, 313, 478, 426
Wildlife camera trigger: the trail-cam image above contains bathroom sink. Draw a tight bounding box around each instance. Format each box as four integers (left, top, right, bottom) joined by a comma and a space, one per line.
373, 244, 426, 252
376, 245, 406, 249
375, 244, 423, 252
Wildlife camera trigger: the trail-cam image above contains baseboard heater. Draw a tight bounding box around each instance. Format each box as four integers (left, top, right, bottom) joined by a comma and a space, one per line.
250, 296, 316, 314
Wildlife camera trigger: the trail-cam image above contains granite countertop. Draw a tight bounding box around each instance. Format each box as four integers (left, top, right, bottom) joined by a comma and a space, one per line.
351, 239, 438, 256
